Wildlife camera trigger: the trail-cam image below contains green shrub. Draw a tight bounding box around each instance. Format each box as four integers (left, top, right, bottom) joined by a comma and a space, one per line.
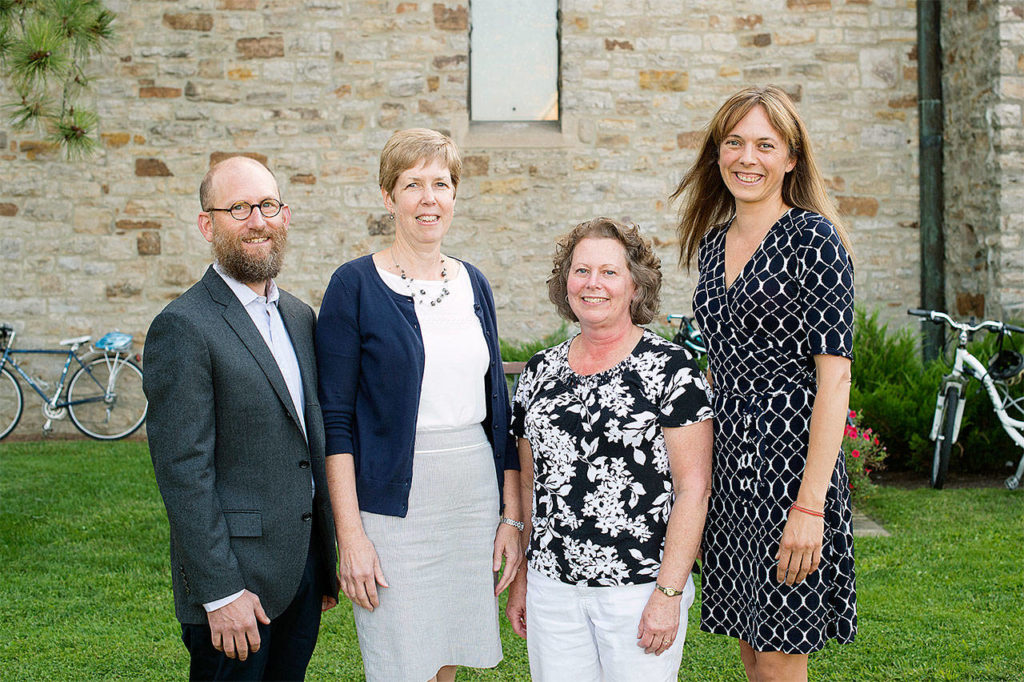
500, 324, 570, 362
849, 308, 942, 471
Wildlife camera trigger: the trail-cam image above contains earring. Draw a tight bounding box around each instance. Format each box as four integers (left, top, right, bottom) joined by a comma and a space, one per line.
388, 213, 395, 220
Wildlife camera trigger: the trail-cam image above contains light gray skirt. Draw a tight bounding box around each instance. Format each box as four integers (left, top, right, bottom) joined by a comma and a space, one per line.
354, 424, 502, 682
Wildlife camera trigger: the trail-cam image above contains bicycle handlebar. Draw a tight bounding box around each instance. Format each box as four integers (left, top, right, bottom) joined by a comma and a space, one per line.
907, 308, 1023, 335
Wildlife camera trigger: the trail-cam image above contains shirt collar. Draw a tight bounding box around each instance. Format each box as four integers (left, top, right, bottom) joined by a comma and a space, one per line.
213, 262, 280, 306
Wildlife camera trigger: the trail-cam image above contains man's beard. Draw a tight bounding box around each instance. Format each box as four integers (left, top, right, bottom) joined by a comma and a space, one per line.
211, 224, 287, 284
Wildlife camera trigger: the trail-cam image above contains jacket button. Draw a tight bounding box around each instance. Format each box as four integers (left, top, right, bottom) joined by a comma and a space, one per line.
299, 460, 310, 469
302, 512, 313, 521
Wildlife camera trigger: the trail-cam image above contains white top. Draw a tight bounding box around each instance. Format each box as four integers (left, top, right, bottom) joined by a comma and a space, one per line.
377, 262, 489, 431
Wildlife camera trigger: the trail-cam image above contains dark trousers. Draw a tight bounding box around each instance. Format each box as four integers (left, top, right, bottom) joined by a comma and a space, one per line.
181, 541, 324, 682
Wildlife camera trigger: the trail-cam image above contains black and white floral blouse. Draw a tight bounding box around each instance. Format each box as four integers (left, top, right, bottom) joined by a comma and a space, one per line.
511, 330, 713, 587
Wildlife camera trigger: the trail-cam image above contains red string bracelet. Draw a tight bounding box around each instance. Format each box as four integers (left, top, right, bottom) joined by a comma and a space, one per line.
791, 503, 824, 518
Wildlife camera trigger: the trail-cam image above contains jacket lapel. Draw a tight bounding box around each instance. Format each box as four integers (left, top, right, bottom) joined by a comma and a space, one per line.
202, 267, 304, 432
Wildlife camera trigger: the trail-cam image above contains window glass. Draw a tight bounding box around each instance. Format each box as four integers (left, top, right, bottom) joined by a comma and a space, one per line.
470, 0, 559, 122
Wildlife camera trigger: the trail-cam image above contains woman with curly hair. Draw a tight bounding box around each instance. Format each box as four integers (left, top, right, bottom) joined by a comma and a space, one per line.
506, 217, 713, 682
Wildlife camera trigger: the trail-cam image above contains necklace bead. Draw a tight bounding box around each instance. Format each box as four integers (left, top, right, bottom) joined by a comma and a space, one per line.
391, 252, 451, 307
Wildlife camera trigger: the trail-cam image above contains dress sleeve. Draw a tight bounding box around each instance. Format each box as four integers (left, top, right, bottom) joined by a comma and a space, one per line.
657, 345, 713, 428
798, 215, 855, 359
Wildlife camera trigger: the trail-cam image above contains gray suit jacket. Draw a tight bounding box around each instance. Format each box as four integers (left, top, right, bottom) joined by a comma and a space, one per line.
144, 266, 338, 625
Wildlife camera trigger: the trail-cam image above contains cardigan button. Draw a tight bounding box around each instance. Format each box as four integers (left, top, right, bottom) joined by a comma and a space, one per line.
299, 460, 310, 469
302, 512, 313, 521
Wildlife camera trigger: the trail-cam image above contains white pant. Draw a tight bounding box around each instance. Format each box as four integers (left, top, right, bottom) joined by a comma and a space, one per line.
525, 567, 695, 682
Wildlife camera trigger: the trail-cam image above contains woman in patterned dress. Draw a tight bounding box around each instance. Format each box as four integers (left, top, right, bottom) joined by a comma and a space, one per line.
671, 85, 856, 681
506, 218, 713, 682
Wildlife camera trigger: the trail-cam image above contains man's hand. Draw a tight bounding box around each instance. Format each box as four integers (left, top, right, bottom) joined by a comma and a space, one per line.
207, 590, 270, 661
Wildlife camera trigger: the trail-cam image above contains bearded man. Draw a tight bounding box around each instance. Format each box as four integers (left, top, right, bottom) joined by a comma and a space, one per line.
143, 156, 339, 681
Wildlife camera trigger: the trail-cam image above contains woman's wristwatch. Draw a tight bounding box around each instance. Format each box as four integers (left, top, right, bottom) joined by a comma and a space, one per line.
500, 516, 524, 531
656, 583, 684, 597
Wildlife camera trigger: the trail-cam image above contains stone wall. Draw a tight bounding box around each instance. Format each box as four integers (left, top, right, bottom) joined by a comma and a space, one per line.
942, 1, 1001, 319
992, 2, 1024, 319
0, 0, 923, 432
942, 0, 1024, 321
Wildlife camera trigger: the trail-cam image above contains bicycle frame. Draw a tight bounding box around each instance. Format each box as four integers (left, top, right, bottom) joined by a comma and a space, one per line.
0, 344, 117, 411
947, 347, 1024, 487
920, 313, 1024, 489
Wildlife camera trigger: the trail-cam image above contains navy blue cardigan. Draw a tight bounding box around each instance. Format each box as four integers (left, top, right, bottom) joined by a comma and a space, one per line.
316, 254, 518, 517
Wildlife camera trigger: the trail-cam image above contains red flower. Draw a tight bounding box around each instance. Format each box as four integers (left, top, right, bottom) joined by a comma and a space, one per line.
851, 449, 861, 458
849, 410, 857, 419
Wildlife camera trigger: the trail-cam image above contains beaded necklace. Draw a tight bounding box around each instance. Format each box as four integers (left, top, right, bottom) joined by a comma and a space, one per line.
392, 252, 450, 306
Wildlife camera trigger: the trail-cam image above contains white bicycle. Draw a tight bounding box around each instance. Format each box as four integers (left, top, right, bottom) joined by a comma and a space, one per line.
908, 309, 1024, 490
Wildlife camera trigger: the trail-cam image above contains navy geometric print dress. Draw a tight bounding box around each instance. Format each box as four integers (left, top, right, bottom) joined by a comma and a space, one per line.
693, 208, 857, 653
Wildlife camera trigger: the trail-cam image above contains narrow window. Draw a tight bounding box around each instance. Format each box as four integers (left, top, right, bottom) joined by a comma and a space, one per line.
469, 0, 559, 122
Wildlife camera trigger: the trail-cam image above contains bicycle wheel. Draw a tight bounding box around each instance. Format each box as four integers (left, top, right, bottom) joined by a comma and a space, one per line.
931, 385, 960, 489
67, 356, 147, 440
0, 367, 24, 440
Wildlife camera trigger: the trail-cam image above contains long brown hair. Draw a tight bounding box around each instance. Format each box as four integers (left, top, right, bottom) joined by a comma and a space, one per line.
670, 85, 851, 267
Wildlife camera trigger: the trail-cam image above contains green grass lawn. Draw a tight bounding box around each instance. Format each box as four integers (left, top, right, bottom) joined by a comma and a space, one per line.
2, 441, 1022, 681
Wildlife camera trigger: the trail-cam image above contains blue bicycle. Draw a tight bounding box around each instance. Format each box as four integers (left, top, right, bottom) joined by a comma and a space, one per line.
0, 323, 147, 440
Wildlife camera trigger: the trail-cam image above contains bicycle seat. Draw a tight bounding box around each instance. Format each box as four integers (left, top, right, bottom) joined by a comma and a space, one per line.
59, 335, 92, 347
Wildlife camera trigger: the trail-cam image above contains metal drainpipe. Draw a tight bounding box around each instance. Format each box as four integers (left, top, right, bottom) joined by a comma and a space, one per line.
918, 0, 945, 361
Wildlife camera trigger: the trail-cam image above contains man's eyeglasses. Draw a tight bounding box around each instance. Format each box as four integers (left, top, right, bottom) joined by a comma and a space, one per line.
205, 199, 285, 221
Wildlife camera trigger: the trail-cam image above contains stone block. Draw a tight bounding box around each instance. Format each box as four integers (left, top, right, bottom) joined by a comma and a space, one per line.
955, 291, 985, 317
837, 196, 879, 217
106, 282, 142, 299
116, 220, 161, 231
677, 131, 703, 149
291, 174, 317, 185
480, 178, 527, 194
741, 33, 772, 48
388, 74, 425, 97
638, 70, 688, 92
860, 48, 899, 88
367, 213, 394, 236
135, 159, 173, 177
735, 15, 763, 30
433, 4, 467, 31
237, 37, 285, 59
101, 132, 132, 148
20, 141, 57, 160
787, 0, 831, 9
163, 13, 214, 31
209, 151, 268, 167
137, 231, 161, 256
0, 203, 17, 216
433, 55, 467, 69
219, 0, 258, 8
464, 155, 489, 176
605, 39, 634, 51
140, 86, 183, 98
